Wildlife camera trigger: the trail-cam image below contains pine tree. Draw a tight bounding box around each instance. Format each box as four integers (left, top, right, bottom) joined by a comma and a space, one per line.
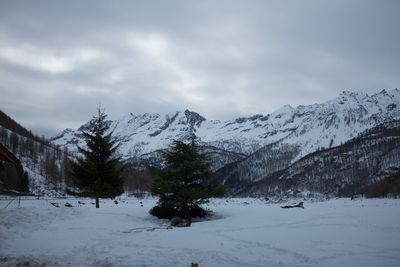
0, 127, 8, 143
150, 138, 225, 220
69, 108, 124, 208
9, 132, 18, 153
61, 147, 71, 186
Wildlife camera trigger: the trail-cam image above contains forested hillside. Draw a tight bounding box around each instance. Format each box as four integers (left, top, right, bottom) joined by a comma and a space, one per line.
0, 110, 70, 195
240, 120, 400, 198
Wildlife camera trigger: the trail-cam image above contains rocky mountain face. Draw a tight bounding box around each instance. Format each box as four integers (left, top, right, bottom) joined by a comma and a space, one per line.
53, 89, 400, 196
234, 120, 400, 197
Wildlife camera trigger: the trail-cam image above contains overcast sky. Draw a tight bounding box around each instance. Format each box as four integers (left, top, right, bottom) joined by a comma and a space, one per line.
0, 0, 399, 137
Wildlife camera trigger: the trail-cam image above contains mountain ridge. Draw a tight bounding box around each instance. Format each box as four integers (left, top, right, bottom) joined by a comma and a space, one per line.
53, 89, 400, 171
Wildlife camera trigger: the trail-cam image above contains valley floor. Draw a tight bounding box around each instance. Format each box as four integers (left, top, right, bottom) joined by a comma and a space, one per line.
0, 197, 400, 267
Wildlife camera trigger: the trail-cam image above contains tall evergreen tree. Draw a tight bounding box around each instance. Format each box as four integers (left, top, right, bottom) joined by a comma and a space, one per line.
150, 138, 225, 220
69, 108, 124, 208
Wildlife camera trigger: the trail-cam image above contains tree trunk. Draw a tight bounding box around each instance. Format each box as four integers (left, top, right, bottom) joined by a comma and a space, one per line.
182, 204, 190, 220
96, 197, 100, 208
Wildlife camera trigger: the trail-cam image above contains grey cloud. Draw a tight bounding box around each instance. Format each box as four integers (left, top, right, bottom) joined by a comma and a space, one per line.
0, 0, 399, 136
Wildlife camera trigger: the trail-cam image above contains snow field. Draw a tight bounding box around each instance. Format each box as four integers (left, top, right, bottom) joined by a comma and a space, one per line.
1, 197, 400, 267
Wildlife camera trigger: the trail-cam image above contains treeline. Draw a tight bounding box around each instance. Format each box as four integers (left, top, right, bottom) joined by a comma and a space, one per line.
364, 170, 400, 198
123, 169, 154, 197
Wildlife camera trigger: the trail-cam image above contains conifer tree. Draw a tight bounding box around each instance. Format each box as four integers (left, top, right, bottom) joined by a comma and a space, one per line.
150, 138, 225, 220
69, 108, 124, 208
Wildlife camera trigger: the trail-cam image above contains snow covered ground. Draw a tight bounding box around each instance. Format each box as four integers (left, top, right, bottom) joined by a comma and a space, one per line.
1, 197, 400, 267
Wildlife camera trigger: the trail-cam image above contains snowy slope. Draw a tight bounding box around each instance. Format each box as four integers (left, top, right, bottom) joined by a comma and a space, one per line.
1, 197, 400, 267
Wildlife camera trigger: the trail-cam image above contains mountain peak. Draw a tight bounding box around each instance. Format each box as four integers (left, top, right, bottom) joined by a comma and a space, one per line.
273, 104, 293, 114
184, 109, 206, 126
379, 89, 388, 94
338, 90, 366, 98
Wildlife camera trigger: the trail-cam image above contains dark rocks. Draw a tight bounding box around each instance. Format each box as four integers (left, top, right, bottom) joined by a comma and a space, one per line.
170, 216, 191, 227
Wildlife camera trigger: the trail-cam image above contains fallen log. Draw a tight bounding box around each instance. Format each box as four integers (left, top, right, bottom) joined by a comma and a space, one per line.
281, 202, 304, 209
49, 202, 60, 208
122, 226, 172, 233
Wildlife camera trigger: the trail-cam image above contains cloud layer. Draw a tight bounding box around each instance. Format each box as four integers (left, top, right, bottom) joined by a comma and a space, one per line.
0, 0, 399, 136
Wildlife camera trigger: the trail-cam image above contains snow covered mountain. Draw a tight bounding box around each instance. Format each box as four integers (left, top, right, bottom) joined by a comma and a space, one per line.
53, 89, 400, 172
228, 120, 400, 197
